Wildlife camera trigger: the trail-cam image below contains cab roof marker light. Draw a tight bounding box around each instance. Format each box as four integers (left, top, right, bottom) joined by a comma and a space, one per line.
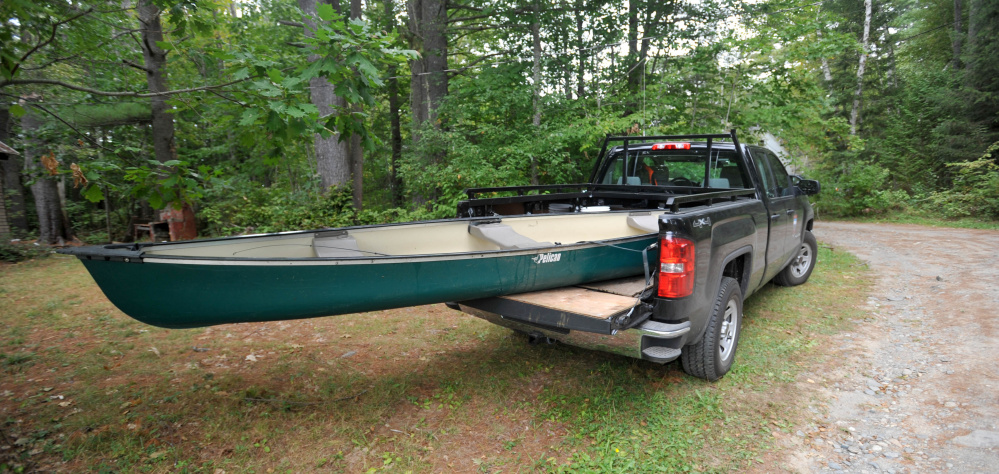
651, 143, 691, 151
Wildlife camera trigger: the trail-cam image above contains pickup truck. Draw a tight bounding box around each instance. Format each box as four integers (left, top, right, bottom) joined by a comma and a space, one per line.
449, 130, 820, 380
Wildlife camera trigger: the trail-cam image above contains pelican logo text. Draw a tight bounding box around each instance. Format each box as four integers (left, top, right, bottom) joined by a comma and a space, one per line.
532, 253, 562, 264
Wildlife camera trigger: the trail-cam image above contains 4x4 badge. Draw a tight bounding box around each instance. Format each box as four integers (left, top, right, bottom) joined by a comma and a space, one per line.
693, 217, 711, 228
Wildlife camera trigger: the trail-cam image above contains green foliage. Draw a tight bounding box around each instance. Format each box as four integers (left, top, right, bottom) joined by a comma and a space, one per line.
814, 161, 911, 217
4, 0, 999, 245
0, 242, 49, 263
929, 142, 999, 218
199, 181, 432, 235
122, 160, 219, 210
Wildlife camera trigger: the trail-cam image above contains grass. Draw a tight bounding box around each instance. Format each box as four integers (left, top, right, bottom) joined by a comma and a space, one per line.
0, 247, 871, 472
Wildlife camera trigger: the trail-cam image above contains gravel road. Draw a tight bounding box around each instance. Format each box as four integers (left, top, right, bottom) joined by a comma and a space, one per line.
779, 222, 999, 473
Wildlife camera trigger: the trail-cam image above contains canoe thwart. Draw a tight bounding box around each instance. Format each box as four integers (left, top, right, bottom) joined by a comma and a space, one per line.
468, 222, 553, 250
313, 231, 364, 258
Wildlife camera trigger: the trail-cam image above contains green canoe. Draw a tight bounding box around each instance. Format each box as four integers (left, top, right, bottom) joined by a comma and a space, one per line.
59, 212, 663, 328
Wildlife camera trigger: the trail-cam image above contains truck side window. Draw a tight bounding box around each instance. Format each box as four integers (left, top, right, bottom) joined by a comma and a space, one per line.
602, 157, 625, 184
752, 149, 777, 199
765, 152, 791, 196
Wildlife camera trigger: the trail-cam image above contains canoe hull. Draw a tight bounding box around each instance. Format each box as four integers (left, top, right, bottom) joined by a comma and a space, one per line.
79, 237, 657, 328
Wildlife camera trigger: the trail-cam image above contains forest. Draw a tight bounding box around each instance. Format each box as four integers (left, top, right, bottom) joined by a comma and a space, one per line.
1, 0, 997, 250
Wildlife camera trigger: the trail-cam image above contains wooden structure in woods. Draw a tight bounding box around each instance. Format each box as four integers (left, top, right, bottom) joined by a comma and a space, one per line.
0, 140, 19, 239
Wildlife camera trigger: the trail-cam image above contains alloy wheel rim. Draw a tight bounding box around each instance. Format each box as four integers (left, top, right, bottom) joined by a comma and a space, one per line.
718, 300, 739, 362
790, 243, 812, 278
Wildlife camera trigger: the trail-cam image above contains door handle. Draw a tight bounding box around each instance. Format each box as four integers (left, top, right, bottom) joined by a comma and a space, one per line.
770, 214, 780, 221
786, 209, 795, 215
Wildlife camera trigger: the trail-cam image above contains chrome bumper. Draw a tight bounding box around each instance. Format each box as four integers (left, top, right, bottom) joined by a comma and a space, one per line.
459, 305, 691, 363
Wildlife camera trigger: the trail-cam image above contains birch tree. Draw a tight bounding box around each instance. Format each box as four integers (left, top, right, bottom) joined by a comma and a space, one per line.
850, 0, 873, 135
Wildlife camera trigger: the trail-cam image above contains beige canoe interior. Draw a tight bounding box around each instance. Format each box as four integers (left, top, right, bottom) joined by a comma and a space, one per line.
141, 211, 667, 259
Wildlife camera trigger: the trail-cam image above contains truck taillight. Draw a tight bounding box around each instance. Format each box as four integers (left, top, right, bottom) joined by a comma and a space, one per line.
651, 142, 691, 150
658, 235, 695, 298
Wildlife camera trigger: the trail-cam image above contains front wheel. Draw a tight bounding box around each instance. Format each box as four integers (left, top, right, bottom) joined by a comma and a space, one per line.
681, 277, 743, 381
774, 231, 817, 287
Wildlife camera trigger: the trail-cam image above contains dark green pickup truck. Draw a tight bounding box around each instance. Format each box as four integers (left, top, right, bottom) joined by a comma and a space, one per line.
454, 130, 821, 380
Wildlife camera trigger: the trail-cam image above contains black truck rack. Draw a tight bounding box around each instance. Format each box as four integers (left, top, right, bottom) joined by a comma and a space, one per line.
456, 130, 756, 218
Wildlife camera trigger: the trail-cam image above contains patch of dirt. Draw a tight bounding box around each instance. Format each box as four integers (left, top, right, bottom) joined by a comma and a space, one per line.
779, 222, 999, 473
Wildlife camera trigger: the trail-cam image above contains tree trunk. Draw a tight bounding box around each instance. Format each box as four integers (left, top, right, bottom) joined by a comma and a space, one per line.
531, 2, 541, 185
965, 0, 979, 79
407, 0, 447, 149
137, 0, 176, 165
350, 132, 363, 209
407, 0, 428, 143
850, 0, 873, 136
626, 0, 638, 92
1, 108, 29, 235
574, 1, 585, 99
299, 0, 351, 192
385, 0, 403, 206
23, 112, 72, 245
952, 0, 963, 69
815, 8, 834, 86
422, 0, 447, 130
349, 0, 364, 210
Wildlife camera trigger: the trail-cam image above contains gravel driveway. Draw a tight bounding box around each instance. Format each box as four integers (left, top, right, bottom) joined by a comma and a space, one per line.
782, 222, 999, 473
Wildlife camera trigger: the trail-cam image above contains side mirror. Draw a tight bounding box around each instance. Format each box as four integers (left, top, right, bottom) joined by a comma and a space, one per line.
792, 176, 821, 196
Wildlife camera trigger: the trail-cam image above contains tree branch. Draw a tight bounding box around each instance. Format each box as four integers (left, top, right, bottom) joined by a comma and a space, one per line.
122, 59, 153, 73
27, 102, 119, 156
22, 29, 142, 71
204, 88, 248, 107
278, 20, 305, 28
0, 76, 257, 97
446, 50, 511, 78
12, 8, 96, 77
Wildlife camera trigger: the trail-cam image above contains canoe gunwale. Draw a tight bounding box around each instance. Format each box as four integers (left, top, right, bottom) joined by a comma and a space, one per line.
57, 210, 665, 264
61, 232, 658, 266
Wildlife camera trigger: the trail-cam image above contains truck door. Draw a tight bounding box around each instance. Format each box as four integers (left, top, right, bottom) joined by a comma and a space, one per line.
761, 150, 803, 264
750, 147, 791, 282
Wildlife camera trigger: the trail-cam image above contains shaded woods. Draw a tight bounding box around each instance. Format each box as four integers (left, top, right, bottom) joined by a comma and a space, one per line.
1, 0, 997, 249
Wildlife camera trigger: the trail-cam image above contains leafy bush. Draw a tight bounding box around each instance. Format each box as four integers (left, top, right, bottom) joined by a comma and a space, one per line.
813, 161, 910, 217
0, 242, 49, 263
199, 181, 434, 236
928, 141, 999, 218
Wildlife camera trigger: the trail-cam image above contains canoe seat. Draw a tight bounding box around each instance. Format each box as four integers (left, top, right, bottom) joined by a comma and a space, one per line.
313, 232, 364, 258
468, 223, 552, 250
627, 215, 659, 233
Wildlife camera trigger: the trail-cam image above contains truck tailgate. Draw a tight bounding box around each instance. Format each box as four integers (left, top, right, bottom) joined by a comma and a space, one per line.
459, 276, 646, 334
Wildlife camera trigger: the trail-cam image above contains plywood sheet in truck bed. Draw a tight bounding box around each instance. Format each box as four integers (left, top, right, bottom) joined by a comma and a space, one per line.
576, 276, 648, 298
498, 276, 645, 320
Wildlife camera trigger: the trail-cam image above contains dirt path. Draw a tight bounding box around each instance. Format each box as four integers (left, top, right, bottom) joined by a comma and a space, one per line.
781, 222, 999, 473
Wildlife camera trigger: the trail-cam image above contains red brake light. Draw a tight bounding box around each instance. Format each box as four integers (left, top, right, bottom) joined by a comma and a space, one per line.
651, 142, 691, 151
658, 235, 695, 298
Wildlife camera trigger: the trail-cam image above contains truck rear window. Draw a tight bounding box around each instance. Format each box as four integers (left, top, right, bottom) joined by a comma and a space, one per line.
598, 149, 750, 189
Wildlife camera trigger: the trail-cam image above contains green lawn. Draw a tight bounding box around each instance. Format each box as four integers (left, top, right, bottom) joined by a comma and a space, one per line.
0, 246, 869, 472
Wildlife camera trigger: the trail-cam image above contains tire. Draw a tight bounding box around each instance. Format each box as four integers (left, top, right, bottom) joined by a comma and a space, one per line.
681, 277, 743, 381
774, 231, 818, 287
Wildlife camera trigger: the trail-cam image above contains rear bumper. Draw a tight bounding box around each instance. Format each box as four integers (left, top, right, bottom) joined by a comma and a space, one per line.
459, 305, 690, 363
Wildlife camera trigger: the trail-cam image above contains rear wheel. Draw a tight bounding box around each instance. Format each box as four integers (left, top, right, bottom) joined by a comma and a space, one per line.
681, 277, 743, 381
774, 231, 817, 287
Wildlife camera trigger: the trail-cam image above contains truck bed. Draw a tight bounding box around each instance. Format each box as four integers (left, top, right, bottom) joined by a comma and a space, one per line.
459, 276, 649, 335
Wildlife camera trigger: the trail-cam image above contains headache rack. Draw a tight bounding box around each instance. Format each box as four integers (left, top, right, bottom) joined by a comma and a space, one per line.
457, 130, 756, 218
457, 184, 755, 217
